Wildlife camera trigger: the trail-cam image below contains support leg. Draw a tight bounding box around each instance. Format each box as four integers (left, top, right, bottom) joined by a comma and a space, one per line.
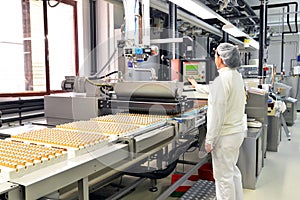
78, 177, 89, 200
149, 179, 158, 192
281, 114, 291, 141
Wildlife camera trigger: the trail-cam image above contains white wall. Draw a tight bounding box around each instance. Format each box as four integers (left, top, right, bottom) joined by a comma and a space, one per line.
268, 34, 299, 75
78, 0, 121, 77
96, 0, 116, 77
77, 0, 91, 77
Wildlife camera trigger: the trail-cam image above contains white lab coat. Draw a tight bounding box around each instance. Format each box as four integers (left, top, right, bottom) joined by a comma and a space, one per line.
197, 67, 245, 200
195, 84, 210, 94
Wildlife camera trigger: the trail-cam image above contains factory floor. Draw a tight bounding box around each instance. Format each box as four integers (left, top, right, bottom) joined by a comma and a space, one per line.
113, 113, 300, 200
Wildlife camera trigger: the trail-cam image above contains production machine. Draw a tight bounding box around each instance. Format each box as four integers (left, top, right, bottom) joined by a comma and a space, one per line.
0, 80, 207, 200
109, 81, 194, 114
0, 1, 210, 199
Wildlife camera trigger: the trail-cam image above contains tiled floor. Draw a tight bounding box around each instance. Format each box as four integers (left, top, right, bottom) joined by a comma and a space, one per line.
244, 113, 300, 200
118, 113, 300, 200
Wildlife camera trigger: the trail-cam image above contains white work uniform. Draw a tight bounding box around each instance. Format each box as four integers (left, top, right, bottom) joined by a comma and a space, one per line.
195, 84, 209, 94
206, 67, 245, 200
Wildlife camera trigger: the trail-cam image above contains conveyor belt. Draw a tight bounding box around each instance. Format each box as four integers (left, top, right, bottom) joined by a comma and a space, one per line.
0, 106, 207, 200
180, 179, 215, 200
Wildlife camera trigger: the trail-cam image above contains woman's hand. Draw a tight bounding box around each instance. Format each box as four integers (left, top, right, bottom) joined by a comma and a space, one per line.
187, 78, 197, 88
205, 142, 213, 153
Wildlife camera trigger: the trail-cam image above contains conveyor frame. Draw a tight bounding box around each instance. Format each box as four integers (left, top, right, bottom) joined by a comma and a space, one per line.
0, 107, 207, 200
0, 181, 22, 199
10, 144, 128, 200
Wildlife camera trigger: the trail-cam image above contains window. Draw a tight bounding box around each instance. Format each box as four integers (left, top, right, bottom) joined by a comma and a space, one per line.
47, 0, 78, 90
0, 0, 78, 97
0, 1, 25, 93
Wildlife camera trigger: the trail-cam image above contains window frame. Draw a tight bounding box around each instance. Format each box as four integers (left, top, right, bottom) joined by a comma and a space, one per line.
0, 0, 79, 97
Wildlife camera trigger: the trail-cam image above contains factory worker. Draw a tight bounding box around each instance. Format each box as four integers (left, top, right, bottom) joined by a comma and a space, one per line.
189, 43, 245, 200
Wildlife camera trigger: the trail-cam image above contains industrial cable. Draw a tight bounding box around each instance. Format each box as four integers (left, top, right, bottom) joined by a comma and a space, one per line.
185, 139, 200, 153
125, 159, 179, 180
124, 138, 195, 180
47, 0, 62, 8
61, 76, 113, 96
85, 78, 112, 87
100, 85, 113, 97
90, 71, 119, 79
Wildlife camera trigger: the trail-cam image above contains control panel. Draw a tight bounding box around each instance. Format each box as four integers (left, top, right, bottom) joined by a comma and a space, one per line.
182, 61, 207, 83
240, 65, 258, 78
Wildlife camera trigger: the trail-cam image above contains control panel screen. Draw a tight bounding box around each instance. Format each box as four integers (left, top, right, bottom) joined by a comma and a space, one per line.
185, 64, 199, 75
183, 61, 206, 83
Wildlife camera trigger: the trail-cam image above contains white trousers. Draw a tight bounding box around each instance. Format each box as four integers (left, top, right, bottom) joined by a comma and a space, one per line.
212, 132, 244, 200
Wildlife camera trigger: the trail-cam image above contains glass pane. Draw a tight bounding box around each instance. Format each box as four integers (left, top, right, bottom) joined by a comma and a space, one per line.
48, 3, 76, 90
0, 0, 46, 94
30, 0, 46, 92
0, 1, 25, 93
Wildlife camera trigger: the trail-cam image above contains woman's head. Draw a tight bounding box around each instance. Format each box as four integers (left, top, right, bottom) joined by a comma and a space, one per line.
215, 43, 241, 69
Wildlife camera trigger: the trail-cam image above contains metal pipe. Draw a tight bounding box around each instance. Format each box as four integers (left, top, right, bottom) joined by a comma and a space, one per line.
281, 36, 285, 73
224, 15, 259, 21
287, 5, 292, 32
90, 0, 97, 75
251, 1, 299, 33
264, 0, 268, 47
207, 0, 257, 25
268, 10, 300, 16
262, 0, 268, 84
248, 52, 251, 61
281, 7, 285, 74
258, 1, 265, 84
237, 0, 260, 23
169, 2, 177, 59
244, 52, 248, 65
283, 2, 299, 32
252, 2, 298, 10
150, 0, 246, 47
281, 2, 298, 73
223, 31, 229, 42
207, 36, 210, 58
268, 21, 299, 26
43, 0, 50, 94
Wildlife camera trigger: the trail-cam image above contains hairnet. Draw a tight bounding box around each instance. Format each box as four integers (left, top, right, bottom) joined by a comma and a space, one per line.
217, 43, 241, 68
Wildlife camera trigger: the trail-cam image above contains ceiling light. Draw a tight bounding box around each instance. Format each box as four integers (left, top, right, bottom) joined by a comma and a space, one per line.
222, 24, 259, 49
248, 38, 259, 49
168, 0, 217, 19
222, 24, 248, 37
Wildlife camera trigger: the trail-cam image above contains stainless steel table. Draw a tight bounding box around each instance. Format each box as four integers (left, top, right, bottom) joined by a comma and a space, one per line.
237, 127, 263, 189
267, 111, 282, 152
